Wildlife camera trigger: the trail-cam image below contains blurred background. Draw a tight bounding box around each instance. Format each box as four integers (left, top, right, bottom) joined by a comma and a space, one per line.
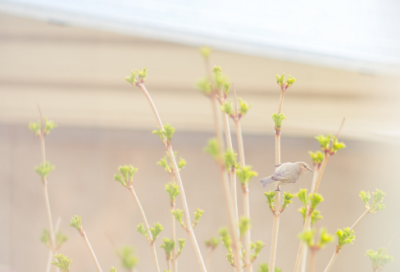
1, 0, 400, 271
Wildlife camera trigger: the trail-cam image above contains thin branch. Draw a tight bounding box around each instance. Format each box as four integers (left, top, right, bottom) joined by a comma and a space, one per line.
128, 186, 161, 272
350, 209, 369, 231
46, 217, 61, 272
269, 125, 282, 272
170, 177, 178, 272
206, 248, 213, 271
309, 250, 317, 272
211, 96, 243, 272
137, 83, 207, 272
323, 250, 339, 272
81, 230, 103, 272
232, 88, 251, 272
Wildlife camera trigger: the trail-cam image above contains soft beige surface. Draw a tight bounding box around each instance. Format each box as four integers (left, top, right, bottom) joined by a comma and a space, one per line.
0, 13, 399, 272
1, 14, 400, 143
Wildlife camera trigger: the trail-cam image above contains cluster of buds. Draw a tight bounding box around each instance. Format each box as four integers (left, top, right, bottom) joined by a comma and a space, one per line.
298, 228, 335, 252
276, 73, 296, 91
160, 238, 186, 262
153, 124, 175, 146
124, 68, 147, 86
29, 117, 57, 137
296, 189, 324, 225
221, 98, 252, 121
137, 222, 163, 243
315, 134, 346, 156
116, 246, 138, 271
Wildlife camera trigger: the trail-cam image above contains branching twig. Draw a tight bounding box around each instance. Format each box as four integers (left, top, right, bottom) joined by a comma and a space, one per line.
136, 83, 207, 272
128, 186, 161, 272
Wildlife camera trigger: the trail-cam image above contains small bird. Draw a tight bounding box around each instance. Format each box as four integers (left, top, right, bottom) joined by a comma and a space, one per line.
260, 162, 313, 190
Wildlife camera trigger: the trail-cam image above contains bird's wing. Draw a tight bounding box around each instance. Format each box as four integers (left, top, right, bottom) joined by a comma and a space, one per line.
272, 163, 293, 182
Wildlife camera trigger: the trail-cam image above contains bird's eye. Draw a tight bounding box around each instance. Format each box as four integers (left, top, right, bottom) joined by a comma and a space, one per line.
303, 166, 306, 168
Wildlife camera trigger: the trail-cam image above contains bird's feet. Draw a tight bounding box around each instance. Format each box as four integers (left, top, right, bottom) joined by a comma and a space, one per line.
275, 163, 282, 167
274, 186, 281, 192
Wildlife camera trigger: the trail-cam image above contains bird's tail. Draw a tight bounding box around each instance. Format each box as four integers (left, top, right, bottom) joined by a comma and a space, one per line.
260, 176, 274, 187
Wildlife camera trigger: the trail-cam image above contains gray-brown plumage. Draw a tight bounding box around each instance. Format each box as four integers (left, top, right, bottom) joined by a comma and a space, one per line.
260, 162, 313, 189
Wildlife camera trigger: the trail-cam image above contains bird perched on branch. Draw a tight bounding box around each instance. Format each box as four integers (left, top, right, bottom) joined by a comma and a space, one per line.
260, 162, 313, 190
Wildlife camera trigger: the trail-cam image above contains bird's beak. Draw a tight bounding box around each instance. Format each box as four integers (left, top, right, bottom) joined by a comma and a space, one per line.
309, 168, 314, 172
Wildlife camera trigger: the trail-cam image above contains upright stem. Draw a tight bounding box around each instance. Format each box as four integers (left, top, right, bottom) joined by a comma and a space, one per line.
350, 209, 369, 231
309, 250, 316, 272
81, 230, 103, 272
39, 135, 56, 254
235, 121, 246, 166
212, 97, 243, 272
221, 109, 238, 223
171, 198, 178, 272
323, 251, 339, 272
278, 91, 285, 114
269, 132, 281, 272
312, 156, 329, 194
136, 83, 206, 272
234, 118, 251, 272
46, 218, 61, 272
294, 213, 312, 272
300, 166, 320, 272
128, 186, 160, 272
206, 249, 213, 271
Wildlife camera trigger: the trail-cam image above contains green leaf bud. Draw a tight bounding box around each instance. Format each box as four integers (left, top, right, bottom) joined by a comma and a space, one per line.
69, 215, 82, 232
236, 165, 258, 186
56, 231, 68, 250
298, 229, 316, 248
264, 191, 276, 211
219, 227, 232, 253
178, 157, 187, 170
29, 121, 41, 136
366, 247, 394, 271
238, 98, 251, 117
35, 161, 55, 180
150, 223, 163, 241
160, 238, 175, 259
223, 82, 231, 96
224, 149, 238, 171
51, 254, 72, 272
171, 209, 186, 229
331, 137, 346, 154
125, 70, 137, 84
192, 208, 204, 228
299, 207, 306, 222
177, 238, 186, 257
370, 189, 386, 213
239, 217, 251, 238
226, 252, 234, 266
272, 113, 287, 131
296, 189, 309, 206
315, 134, 331, 151
310, 193, 324, 210
204, 138, 219, 160
136, 223, 148, 239
41, 229, 50, 248
196, 78, 212, 95
336, 227, 355, 248
281, 192, 294, 211
311, 210, 323, 226
152, 124, 175, 144
165, 183, 180, 202
276, 73, 285, 86
157, 157, 171, 173
114, 165, 138, 187
359, 191, 371, 209
251, 240, 265, 260
221, 101, 234, 116
318, 228, 334, 248
205, 237, 220, 250
117, 246, 138, 270
200, 46, 212, 59
286, 75, 296, 87
309, 151, 324, 165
